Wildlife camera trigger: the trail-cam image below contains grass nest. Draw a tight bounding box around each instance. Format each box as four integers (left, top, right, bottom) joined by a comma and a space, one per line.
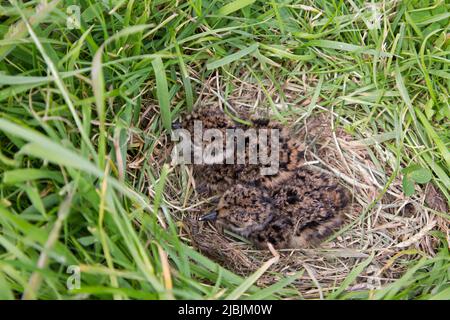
134, 75, 448, 299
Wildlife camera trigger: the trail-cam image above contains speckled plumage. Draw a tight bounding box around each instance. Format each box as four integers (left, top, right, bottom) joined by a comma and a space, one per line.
177, 106, 351, 249
215, 167, 350, 249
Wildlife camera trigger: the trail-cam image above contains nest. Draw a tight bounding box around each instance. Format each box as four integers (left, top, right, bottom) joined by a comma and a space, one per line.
131, 74, 448, 299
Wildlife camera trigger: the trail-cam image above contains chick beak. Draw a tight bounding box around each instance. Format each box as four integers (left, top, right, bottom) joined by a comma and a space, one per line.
171, 121, 182, 130
199, 211, 218, 222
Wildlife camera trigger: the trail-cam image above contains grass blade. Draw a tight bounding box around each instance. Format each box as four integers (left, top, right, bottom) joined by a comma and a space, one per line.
226, 249, 279, 300
207, 43, 259, 70
218, 0, 256, 16
152, 57, 172, 132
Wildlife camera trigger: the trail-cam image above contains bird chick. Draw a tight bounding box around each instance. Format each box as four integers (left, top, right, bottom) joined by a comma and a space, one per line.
210, 184, 275, 238
177, 107, 352, 249
200, 168, 351, 249
200, 184, 292, 249
269, 168, 350, 248
176, 108, 306, 195
180, 105, 237, 134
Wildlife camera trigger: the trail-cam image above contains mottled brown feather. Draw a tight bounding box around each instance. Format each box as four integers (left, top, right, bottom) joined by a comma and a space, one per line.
177, 107, 352, 249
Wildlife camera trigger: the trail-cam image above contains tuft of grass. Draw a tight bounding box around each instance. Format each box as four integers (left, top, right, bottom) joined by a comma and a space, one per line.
0, 0, 448, 300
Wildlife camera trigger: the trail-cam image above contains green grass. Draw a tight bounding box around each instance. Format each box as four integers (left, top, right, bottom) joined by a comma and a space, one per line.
0, 0, 449, 300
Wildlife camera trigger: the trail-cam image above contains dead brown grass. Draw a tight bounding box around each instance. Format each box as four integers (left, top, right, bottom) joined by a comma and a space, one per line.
132, 73, 448, 299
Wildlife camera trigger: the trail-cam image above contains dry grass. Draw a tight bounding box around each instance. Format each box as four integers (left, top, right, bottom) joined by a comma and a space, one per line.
2, 0, 448, 300
134, 72, 448, 299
